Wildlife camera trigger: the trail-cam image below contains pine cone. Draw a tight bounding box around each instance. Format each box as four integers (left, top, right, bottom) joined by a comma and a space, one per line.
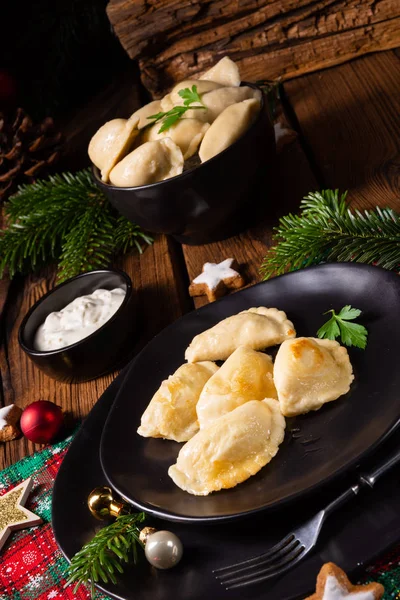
0, 108, 64, 202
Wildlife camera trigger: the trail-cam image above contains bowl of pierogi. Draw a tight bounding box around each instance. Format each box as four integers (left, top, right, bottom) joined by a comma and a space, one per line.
90, 57, 275, 245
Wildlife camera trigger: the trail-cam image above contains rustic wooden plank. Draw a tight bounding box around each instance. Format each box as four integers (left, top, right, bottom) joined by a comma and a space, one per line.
0, 236, 192, 469
158, 0, 399, 58
107, 0, 310, 56
143, 19, 400, 96
283, 51, 400, 210
182, 102, 318, 308
106, 0, 400, 96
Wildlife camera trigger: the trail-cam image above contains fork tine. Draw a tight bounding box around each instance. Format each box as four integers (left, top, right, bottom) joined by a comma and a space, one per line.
223, 543, 306, 590
215, 537, 299, 581
213, 533, 294, 575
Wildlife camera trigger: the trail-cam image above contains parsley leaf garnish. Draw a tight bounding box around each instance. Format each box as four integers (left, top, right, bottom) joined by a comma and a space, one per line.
154, 106, 187, 133
178, 85, 203, 106
317, 305, 368, 349
147, 85, 206, 133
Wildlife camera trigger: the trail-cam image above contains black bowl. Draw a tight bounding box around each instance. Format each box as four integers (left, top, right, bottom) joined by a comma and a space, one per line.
92, 83, 275, 245
18, 269, 136, 383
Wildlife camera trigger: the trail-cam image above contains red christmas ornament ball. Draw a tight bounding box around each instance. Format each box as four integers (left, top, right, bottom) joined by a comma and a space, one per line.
20, 401, 64, 444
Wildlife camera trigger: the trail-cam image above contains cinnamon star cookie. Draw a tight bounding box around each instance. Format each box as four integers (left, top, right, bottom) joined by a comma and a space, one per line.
189, 258, 245, 302
0, 404, 22, 442
306, 562, 384, 600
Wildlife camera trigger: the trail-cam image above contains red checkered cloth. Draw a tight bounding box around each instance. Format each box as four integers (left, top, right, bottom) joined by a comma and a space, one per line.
0, 434, 400, 599
0, 434, 110, 600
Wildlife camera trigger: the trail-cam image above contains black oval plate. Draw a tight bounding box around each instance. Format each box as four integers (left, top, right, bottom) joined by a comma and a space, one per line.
100, 263, 400, 523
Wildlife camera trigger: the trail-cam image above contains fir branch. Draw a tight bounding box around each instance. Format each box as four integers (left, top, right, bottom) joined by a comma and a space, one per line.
57, 197, 115, 282
114, 216, 154, 255
260, 190, 400, 280
65, 513, 145, 599
0, 169, 153, 281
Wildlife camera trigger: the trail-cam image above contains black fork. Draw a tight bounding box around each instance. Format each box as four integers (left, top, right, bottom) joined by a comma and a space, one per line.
214, 446, 400, 589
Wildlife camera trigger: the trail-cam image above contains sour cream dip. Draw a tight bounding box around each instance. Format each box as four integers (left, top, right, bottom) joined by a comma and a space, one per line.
34, 288, 126, 351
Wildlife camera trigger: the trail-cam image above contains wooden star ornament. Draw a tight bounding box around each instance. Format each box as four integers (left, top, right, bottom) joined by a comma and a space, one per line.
0, 477, 42, 551
306, 562, 384, 600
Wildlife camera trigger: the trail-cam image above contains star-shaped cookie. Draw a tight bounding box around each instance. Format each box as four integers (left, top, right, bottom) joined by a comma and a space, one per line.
189, 258, 245, 302
0, 478, 42, 551
306, 562, 384, 600
0, 404, 22, 441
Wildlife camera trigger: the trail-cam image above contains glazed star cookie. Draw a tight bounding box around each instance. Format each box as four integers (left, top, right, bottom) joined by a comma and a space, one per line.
189, 258, 245, 302
306, 562, 384, 600
0, 404, 22, 442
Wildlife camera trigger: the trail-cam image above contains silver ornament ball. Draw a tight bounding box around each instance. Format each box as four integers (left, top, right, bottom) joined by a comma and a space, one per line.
144, 530, 183, 569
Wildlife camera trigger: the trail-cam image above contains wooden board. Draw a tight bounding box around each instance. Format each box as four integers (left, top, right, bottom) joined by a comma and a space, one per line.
283, 51, 400, 210
106, 0, 400, 96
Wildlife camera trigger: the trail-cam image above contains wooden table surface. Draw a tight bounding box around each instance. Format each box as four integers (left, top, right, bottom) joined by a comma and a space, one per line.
0, 49, 399, 471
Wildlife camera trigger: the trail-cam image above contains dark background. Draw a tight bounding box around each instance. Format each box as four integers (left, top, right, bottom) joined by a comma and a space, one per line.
0, 0, 131, 120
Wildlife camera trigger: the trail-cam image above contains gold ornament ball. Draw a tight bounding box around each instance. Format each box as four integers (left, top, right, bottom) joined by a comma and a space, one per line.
88, 486, 129, 520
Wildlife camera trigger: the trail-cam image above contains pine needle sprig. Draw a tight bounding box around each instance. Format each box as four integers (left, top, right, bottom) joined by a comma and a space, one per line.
0, 169, 153, 281
114, 215, 154, 255
260, 189, 400, 280
65, 513, 146, 599
57, 197, 115, 282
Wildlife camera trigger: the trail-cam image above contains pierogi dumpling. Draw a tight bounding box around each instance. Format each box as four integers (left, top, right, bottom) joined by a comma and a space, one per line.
274, 337, 354, 417
88, 117, 139, 182
168, 79, 222, 106
196, 346, 277, 429
200, 56, 241, 87
137, 361, 218, 442
168, 399, 286, 495
142, 119, 210, 159
199, 98, 260, 162
186, 86, 262, 123
109, 138, 183, 187
161, 80, 222, 113
130, 100, 162, 129
185, 306, 295, 363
